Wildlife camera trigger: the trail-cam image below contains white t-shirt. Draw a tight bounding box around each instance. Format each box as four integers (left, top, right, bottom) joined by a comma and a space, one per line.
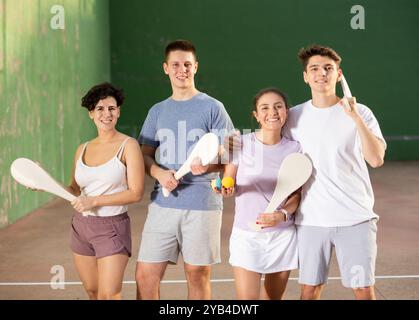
283, 100, 386, 227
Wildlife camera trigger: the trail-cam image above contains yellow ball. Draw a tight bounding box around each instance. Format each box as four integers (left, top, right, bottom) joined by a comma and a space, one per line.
222, 176, 235, 188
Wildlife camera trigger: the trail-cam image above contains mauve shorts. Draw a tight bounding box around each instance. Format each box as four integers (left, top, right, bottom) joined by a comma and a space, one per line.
70, 212, 131, 259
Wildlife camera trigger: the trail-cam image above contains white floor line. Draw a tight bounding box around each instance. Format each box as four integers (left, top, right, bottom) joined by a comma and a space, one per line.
1, 275, 419, 286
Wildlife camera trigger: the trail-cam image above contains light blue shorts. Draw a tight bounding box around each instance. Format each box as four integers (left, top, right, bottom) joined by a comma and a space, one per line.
137, 202, 222, 265
297, 219, 377, 288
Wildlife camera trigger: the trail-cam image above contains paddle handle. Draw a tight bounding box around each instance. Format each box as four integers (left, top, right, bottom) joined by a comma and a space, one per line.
161, 169, 189, 197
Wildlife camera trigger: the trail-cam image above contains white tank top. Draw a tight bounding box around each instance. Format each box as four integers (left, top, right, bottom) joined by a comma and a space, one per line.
75, 137, 131, 217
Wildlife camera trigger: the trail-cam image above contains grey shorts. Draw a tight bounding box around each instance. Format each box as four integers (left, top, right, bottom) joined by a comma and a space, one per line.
70, 212, 131, 259
297, 219, 377, 288
137, 202, 222, 265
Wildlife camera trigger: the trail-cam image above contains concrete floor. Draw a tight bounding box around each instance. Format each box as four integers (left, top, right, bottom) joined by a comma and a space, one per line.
0, 161, 418, 300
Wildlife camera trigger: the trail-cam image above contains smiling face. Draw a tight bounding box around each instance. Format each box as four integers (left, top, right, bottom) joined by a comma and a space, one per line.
303, 55, 342, 94
163, 50, 198, 91
89, 96, 120, 131
253, 92, 288, 131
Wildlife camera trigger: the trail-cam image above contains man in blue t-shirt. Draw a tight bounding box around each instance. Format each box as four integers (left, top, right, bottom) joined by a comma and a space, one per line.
135, 40, 234, 300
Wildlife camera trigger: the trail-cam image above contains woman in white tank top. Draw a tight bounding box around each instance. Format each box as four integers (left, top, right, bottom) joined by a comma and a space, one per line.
66, 83, 145, 300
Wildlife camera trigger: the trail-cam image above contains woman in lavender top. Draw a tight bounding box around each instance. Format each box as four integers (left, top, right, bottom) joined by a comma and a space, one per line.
217, 88, 302, 300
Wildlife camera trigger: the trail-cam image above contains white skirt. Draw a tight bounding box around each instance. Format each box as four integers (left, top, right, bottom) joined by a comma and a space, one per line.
229, 225, 298, 274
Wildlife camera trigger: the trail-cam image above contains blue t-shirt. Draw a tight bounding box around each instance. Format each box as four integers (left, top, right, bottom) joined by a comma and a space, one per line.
139, 92, 235, 210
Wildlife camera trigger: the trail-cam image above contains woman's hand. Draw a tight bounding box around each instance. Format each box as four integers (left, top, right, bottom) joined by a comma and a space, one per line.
211, 179, 235, 198
71, 196, 96, 213
221, 186, 235, 198
213, 186, 235, 198
255, 211, 286, 228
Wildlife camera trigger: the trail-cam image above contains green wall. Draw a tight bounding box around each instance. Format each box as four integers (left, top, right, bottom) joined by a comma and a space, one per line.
1, 0, 418, 227
110, 0, 419, 160
0, 0, 110, 227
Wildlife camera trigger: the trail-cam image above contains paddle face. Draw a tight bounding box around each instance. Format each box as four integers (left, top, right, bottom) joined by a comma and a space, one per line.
162, 132, 219, 197
11, 158, 76, 202
341, 74, 353, 98
248, 153, 313, 231
340, 74, 353, 112
11, 158, 93, 216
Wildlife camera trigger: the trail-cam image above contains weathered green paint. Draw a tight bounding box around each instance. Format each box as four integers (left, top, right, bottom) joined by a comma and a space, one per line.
0, 0, 110, 227
2, 0, 419, 228
110, 0, 419, 160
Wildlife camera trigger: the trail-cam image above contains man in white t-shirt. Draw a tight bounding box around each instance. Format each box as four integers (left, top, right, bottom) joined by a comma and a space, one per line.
283, 45, 386, 300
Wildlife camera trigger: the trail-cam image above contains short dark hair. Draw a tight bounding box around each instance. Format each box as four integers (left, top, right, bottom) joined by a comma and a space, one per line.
81, 82, 125, 111
298, 44, 342, 70
165, 39, 197, 61
253, 87, 290, 111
